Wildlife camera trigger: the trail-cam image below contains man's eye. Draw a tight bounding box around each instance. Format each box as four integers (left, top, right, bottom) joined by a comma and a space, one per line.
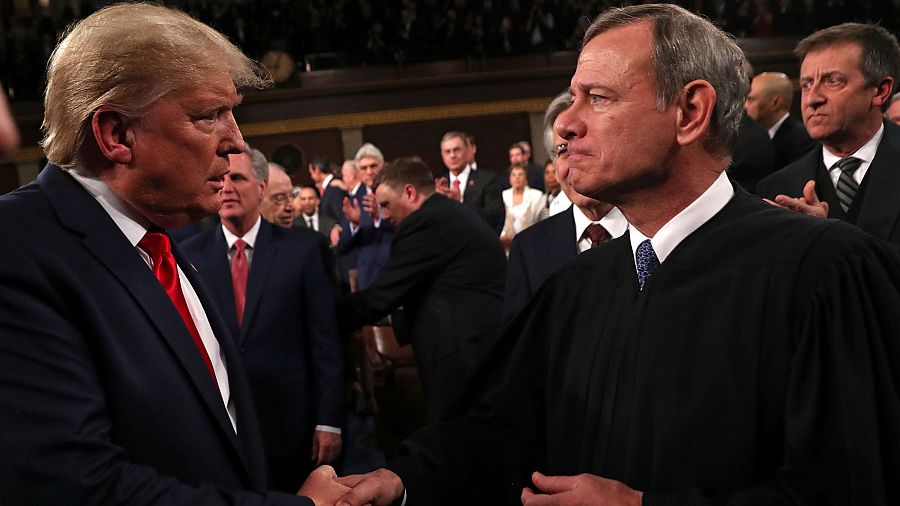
589, 94, 609, 105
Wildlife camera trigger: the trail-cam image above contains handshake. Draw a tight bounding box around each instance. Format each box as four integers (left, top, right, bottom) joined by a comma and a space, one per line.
298, 466, 404, 506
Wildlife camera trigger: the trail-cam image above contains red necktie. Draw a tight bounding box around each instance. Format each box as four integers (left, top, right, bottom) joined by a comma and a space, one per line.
139, 229, 218, 384
231, 239, 249, 327
452, 178, 462, 201
585, 223, 610, 249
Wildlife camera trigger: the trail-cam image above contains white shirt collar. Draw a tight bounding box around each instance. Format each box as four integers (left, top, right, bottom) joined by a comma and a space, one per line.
822, 122, 883, 182
768, 112, 791, 139
573, 205, 628, 246
222, 216, 261, 249
467, 162, 478, 171
450, 165, 471, 182
350, 182, 363, 196
322, 174, 335, 190
628, 170, 734, 264
68, 168, 151, 247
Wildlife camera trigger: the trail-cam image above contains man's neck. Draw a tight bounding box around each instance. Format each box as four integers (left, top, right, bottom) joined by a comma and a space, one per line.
449, 166, 464, 177
823, 118, 883, 158
223, 212, 260, 238
578, 202, 613, 222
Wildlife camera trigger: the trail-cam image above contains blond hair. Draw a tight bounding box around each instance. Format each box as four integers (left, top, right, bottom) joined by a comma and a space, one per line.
42, 3, 271, 169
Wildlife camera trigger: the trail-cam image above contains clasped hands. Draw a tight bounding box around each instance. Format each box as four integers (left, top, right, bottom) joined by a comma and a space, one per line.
300, 467, 642, 506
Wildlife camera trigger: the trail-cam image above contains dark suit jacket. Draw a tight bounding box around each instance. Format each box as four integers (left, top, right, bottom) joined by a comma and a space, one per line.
442, 169, 505, 233
728, 112, 777, 195
319, 178, 346, 224
772, 115, 817, 170
336, 189, 393, 291
757, 121, 900, 246
296, 212, 337, 239
0, 165, 309, 505
182, 220, 344, 462
504, 205, 577, 323
337, 194, 506, 418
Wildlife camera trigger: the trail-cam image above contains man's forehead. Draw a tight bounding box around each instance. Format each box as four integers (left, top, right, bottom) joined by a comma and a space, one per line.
574, 23, 653, 88
801, 42, 863, 73
300, 188, 318, 198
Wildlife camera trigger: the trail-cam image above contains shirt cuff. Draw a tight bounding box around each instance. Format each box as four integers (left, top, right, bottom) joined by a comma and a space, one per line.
349, 223, 360, 235
314, 425, 342, 435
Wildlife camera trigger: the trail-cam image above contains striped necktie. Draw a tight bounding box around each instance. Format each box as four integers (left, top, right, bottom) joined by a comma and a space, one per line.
832, 157, 862, 213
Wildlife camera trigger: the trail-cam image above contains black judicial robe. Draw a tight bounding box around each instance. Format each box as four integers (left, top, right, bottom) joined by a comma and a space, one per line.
386, 189, 900, 505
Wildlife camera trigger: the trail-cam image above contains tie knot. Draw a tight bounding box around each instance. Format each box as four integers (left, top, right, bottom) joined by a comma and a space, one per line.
833, 157, 861, 174
584, 223, 609, 248
138, 229, 171, 257
233, 239, 247, 253
635, 239, 661, 289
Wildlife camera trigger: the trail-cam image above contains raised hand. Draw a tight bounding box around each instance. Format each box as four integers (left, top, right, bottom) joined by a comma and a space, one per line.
520, 471, 642, 506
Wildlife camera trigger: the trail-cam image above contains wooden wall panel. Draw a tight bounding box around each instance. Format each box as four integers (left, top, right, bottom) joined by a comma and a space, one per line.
362, 113, 532, 178
245, 129, 343, 186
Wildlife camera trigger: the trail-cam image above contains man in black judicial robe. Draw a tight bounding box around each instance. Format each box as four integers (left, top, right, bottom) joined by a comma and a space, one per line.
334, 5, 900, 506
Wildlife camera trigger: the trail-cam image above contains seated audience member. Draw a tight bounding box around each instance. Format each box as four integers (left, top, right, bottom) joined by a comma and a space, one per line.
504, 89, 627, 323
887, 92, 900, 125
500, 165, 546, 251
333, 6, 900, 505
518, 140, 546, 192
757, 23, 900, 248
182, 146, 345, 493
436, 131, 505, 232
543, 159, 562, 210
0, 4, 345, 503
337, 158, 506, 420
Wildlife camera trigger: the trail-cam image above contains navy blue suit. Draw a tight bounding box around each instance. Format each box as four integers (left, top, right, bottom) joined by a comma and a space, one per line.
319, 179, 346, 224
0, 165, 310, 504
503, 205, 578, 323
336, 188, 393, 291
182, 219, 344, 492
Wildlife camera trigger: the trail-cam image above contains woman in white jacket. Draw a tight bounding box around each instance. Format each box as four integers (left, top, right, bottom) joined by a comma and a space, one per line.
500, 165, 546, 252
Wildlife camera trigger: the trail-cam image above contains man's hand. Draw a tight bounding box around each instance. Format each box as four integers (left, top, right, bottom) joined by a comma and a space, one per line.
769, 180, 829, 218
330, 224, 342, 247
343, 197, 362, 225
434, 177, 461, 201
298, 465, 351, 506
311, 430, 342, 466
521, 471, 642, 506
362, 193, 379, 216
335, 468, 404, 506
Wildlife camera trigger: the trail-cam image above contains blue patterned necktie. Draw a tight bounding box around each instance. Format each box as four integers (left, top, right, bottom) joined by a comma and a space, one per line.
635, 239, 661, 289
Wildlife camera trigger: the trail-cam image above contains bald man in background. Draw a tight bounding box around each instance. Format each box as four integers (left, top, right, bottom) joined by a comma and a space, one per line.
745, 72, 817, 169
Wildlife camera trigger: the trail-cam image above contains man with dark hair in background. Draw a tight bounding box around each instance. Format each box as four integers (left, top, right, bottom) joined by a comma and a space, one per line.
309, 157, 345, 223
758, 23, 900, 247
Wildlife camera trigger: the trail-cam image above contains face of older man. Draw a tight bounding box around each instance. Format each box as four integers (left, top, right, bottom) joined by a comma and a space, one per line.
124, 72, 243, 227
555, 21, 676, 203
262, 168, 295, 228
440, 136, 467, 175
800, 43, 885, 153
358, 156, 383, 188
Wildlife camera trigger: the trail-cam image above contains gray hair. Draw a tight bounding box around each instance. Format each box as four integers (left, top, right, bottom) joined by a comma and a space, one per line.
583, 3, 747, 156
41, 3, 271, 169
246, 145, 269, 182
440, 131, 468, 146
796, 23, 900, 109
543, 90, 573, 161
354, 143, 384, 163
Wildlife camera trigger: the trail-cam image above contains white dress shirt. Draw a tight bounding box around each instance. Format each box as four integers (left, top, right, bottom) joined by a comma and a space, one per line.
767, 112, 791, 139
548, 190, 572, 217
70, 169, 237, 433
574, 205, 629, 254
628, 170, 734, 277
822, 123, 883, 189
450, 166, 472, 202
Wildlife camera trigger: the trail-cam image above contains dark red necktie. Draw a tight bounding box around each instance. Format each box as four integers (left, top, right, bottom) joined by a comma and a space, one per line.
231, 239, 249, 327
452, 178, 462, 201
139, 229, 218, 384
585, 223, 610, 248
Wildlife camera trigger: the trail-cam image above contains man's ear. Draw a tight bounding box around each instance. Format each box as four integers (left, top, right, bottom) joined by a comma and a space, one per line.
91, 106, 134, 164
871, 76, 894, 109
675, 80, 717, 147
405, 183, 417, 201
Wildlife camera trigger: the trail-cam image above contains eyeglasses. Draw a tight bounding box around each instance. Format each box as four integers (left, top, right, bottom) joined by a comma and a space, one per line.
269, 193, 292, 205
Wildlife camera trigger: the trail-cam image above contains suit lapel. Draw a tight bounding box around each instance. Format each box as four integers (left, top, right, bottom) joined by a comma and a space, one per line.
206, 228, 240, 340
39, 165, 252, 478
241, 220, 275, 339
855, 123, 900, 241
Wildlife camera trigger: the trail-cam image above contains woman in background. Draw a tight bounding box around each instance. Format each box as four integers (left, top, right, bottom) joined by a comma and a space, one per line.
500, 164, 546, 252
